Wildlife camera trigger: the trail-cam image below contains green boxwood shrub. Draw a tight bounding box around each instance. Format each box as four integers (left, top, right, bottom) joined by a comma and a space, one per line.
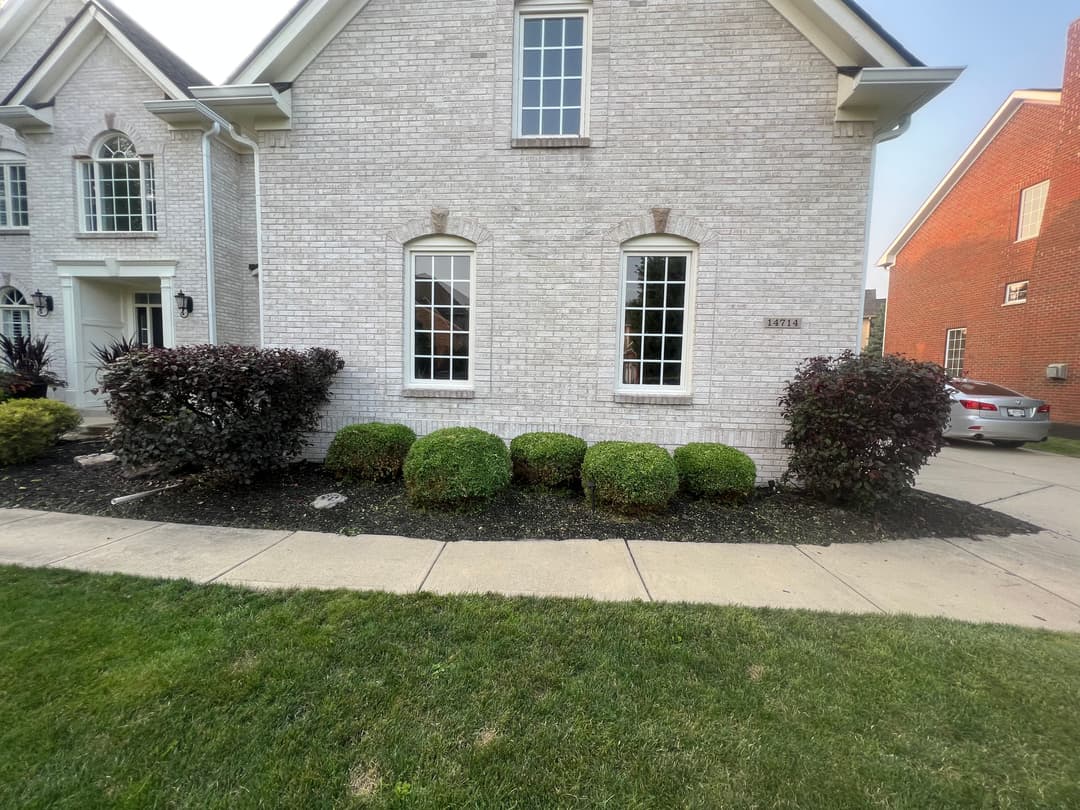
325, 422, 416, 481
779, 350, 951, 506
581, 441, 679, 515
674, 443, 757, 500
510, 431, 587, 488
0, 398, 82, 466
403, 427, 511, 509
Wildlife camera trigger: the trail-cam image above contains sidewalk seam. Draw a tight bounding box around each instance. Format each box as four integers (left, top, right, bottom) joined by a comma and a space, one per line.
0, 511, 49, 528
45, 522, 167, 566
794, 546, 887, 614
416, 542, 448, 593
205, 531, 297, 584
975, 484, 1054, 507
623, 540, 653, 602
945, 538, 1080, 610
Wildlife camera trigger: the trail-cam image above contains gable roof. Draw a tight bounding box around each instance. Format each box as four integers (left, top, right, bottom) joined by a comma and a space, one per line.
228, 0, 920, 86
3, 0, 209, 105
877, 89, 1062, 268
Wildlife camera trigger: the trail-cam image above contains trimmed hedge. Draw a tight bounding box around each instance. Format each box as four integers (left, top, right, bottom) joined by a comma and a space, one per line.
779, 350, 951, 506
403, 427, 511, 509
325, 422, 416, 481
581, 441, 678, 515
98, 345, 343, 482
510, 431, 587, 488
674, 443, 756, 499
0, 398, 82, 466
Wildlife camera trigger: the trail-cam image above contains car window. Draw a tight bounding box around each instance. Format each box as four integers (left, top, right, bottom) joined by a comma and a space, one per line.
951, 380, 1022, 397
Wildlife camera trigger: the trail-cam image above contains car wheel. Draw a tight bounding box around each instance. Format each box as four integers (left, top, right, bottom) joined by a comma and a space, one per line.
991, 440, 1025, 449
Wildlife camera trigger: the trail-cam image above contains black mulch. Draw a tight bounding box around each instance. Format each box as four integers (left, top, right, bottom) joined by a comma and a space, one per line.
0, 440, 1041, 545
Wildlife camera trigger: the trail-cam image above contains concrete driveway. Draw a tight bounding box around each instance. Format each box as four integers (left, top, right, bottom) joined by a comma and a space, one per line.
918, 441, 1080, 541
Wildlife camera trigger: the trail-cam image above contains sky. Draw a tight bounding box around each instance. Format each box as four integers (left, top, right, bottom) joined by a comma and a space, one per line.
107, 0, 1080, 297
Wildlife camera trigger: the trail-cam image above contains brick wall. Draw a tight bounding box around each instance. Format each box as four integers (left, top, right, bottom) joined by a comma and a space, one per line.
886, 19, 1080, 425
211, 140, 259, 346
257, 0, 875, 481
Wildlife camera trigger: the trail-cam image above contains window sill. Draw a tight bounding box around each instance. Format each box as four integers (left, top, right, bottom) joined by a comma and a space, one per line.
75, 231, 158, 239
511, 136, 591, 149
614, 392, 694, 406
402, 387, 475, 399
1001, 300, 1027, 307
0, 227, 29, 235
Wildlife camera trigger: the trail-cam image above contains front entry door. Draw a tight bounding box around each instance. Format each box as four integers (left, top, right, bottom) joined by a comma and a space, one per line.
134, 292, 164, 348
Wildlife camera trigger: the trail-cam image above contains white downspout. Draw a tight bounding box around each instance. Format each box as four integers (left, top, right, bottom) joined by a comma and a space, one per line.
226, 126, 264, 347
857, 114, 911, 351
202, 121, 221, 344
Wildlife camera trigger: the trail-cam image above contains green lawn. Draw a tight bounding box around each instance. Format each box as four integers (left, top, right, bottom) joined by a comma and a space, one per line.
1034, 436, 1080, 458
2, 568, 1079, 809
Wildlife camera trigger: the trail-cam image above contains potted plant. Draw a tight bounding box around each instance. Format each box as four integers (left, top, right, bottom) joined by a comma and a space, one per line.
0, 335, 66, 399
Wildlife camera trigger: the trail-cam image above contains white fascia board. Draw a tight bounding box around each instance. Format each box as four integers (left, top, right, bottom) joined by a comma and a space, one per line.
8, 6, 188, 106
837, 66, 963, 132
766, 0, 914, 68
145, 99, 254, 152
0, 102, 53, 132
189, 84, 292, 130
876, 89, 1062, 268
0, 0, 48, 63
229, 0, 370, 85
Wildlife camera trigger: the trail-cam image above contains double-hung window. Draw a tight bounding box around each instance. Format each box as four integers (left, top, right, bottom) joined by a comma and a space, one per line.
515, 3, 590, 139
0, 287, 31, 340
617, 236, 697, 392
944, 327, 966, 378
1016, 180, 1049, 241
1003, 280, 1028, 305
0, 163, 29, 228
407, 236, 473, 386
79, 134, 157, 233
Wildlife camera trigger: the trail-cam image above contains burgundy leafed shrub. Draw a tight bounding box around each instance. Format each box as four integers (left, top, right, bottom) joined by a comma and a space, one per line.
99, 345, 343, 481
778, 351, 951, 506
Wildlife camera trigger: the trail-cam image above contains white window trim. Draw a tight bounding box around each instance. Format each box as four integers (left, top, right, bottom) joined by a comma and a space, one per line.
0, 286, 32, 340
0, 161, 28, 230
944, 327, 966, 377
1016, 180, 1049, 242
403, 234, 476, 390
77, 136, 158, 234
1002, 280, 1028, 306
512, 1, 592, 140
615, 234, 698, 396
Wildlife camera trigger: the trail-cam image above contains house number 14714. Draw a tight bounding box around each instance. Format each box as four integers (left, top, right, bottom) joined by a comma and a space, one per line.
765, 318, 801, 329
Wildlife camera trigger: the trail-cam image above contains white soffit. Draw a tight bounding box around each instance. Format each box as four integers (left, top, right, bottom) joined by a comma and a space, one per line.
765, 0, 917, 68
5, 5, 188, 107
877, 89, 1062, 268
228, 0, 371, 85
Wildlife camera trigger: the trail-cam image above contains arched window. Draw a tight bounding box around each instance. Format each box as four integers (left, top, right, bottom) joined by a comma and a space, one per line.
406, 235, 474, 387
0, 286, 31, 340
78, 134, 157, 233
617, 234, 698, 392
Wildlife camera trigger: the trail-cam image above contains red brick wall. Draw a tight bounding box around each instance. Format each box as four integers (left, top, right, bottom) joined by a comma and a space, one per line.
886, 19, 1080, 425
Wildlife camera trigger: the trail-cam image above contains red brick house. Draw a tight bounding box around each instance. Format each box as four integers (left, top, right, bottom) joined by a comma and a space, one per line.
879, 19, 1080, 430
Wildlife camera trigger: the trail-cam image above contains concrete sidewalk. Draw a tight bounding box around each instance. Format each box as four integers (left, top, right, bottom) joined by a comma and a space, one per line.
2, 507, 1078, 632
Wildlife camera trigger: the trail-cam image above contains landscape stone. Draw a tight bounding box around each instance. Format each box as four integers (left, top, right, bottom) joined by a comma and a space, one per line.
75, 452, 117, 467
312, 493, 348, 510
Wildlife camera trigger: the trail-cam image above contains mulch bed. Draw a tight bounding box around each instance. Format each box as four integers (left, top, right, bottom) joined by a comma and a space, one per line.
0, 440, 1041, 544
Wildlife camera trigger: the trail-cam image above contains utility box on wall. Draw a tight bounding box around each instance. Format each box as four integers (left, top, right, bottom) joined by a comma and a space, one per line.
1047, 364, 1068, 380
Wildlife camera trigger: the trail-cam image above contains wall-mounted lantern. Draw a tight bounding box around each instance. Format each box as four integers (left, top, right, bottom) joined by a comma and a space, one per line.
30, 289, 53, 317
174, 289, 194, 319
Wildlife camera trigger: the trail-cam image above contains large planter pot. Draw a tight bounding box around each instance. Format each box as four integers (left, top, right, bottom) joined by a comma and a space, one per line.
12, 382, 49, 399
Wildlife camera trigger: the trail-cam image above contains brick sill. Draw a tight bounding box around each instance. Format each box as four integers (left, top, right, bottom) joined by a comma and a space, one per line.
1001, 301, 1027, 307
75, 232, 159, 240
613, 392, 694, 406
511, 136, 591, 149
402, 387, 475, 399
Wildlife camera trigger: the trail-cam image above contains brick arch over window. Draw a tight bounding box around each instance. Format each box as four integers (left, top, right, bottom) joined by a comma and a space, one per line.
605, 210, 715, 246
68, 115, 163, 158
391, 211, 492, 246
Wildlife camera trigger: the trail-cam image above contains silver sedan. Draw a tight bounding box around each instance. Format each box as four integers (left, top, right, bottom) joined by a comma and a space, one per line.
943, 379, 1051, 448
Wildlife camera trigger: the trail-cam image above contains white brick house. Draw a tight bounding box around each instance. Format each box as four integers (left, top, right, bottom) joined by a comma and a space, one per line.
0, 0, 958, 480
